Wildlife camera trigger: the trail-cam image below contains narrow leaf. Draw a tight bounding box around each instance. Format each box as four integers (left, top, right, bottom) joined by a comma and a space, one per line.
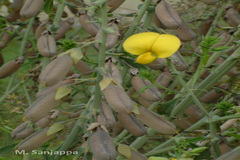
47, 123, 64, 136
55, 86, 71, 101
118, 144, 131, 158
69, 48, 83, 64
99, 78, 113, 91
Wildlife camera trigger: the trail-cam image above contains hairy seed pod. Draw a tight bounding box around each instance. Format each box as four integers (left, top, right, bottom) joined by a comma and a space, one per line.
20, 0, 44, 19
170, 51, 189, 71
55, 18, 73, 40
176, 21, 197, 42
97, 101, 116, 128
105, 60, 122, 85
112, 121, 124, 137
108, 0, 126, 12
79, 14, 100, 36
184, 105, 203, 124
104, 83, 134, 114
174, 115, 192, 130
200, 0, 218, 5
36, 79, 75, 99
155, 0, 183, 29
131, 76, 161, 102
155, 71, 172, 91
37, 32, 56, 57
0, 56, 24, 79
73, 60, 93, 75
147, 58, 167, 70
0, 31, 11, 49
129, 149, 148, 160
135, 106, 177, 134
0, 54, 4, 66
6, 10, 21, 23
95, 22, 119, 50
16, 127, 55, 153
10, 0, 24, 11
35, 23, 47, 40
39, 54, 73, 86
216, 147, 240, 160
118, 113, 147, 137
225, 7, 240, 27
90, 128, 117, 160
24, 91, 60, 122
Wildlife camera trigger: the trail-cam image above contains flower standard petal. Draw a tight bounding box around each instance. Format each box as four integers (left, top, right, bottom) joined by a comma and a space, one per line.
136, 52, 157, 64
123, 32, 159, 55
151, 34, 181, 58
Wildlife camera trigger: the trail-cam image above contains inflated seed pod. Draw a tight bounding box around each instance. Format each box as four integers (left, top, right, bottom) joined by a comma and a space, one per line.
95, 22, 119, 50
225, 7, 240, 27
97, 101, 116, 128
0, 54, 4, 66
79, 14, 100, 36
155, 0, 183, 29
199, 89, 225, 103
39, 54, 73, 86
24, 91, 60, 122
184, 105, 203, 124
105, 60, 122, 85
112, 121, 124, 137
73, 60, 93, 75
154, 71, 172, 91
0, 56, 24, 79
147, 58, 167, 70
10, 0, 24, 11
118, 113, 147, 137
137, 95, 154, 108
55, 18, 74, 40
0, 31, 12, 49
35, 23, 47, 40
90, 128, 117, 160
20, 0, 44, 19
36, 78, 75, 99
199, 17, 214, 36
215, 147, 240, 160
131, 76, 161, 102
135, 106, 177, 134
174, 115, 192, 130
176, 21, 197, 42
104, 83, 134, 114
170, 51, 189, 71
200, 0, 218, 5
108, 0, 126, 12
16, 127, 55, 153
129, 149, 148, 160
152, 13, 167, 29
37, 32, 56, 57
6, 10, 21, 23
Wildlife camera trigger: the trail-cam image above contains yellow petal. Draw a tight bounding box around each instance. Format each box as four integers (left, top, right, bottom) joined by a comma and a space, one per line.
136, 52, 157, 64
123, 32, 159, 55
152, 34, 181, 58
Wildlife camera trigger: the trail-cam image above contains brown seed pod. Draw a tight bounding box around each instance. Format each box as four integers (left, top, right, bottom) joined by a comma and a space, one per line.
9, 0, 24, 11
199, 17, 214, 36
20, 0, 44, 19
104, 60, 122, 85
152, 13, 167, 29
0, 31, 12, 49
215, 147, 240, 160
0, 56, 24, 79
0, 54, 4, 66
170, 51, 189, 71
39, 54, 73, 86
37, 32, 57, 57
35, 23, 47, 40
174, 115, 192, 130
225, 7, 240, 27
112, 121, 124, 137
135, 106, 177, 134
200, 89, 225, 103
154, 71, 172, 91
147, 58, 167, 70
90, 128, 117, 160
137, 95, 154, 108
79, 14, 100, 36
176, 21, 197, 42
6, 10, 21, 23
73, 60, 93, 75
108, 0, 126, 12
16, 127, 55, 153
95, 22, 119, 50
184, 105, 203, 124
104, 83, 134, 114
55, 18, 73, 40
118, 113, 147, 137
200, 0, 218, 5
24, 91, 60, 122
155, 0, 183, 29
129, 149, 148, 160
131, 76, 161, 102
97, 101, 116, 128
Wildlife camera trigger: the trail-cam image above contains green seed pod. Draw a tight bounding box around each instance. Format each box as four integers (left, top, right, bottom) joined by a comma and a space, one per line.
176, 21, 197, 42
39, 54, 73, 86
170, 51, 189, 71
131, 76, 161, 102
97, 101, 116, 128
216, 147, 240, 160
108, 0, 126, 12
24, 91, 60, 122
37, 32, 57, 57
0, 56, 24, 79
0, 31, 11, 49
79, 14, 100, 36
90, 128, 117, 160
104, 83, 134, 114
118, 113, 147, 137
10, 0, 24, 11
20, 0, 44, 19
16, 127, 55, 153
73, 60, 93, 75
0, 53, 4, 66
135, 106, 177, 134
105, 60, 122, 85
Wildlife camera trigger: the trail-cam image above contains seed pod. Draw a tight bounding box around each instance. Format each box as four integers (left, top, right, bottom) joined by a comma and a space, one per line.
0, 56, 24, 79
137, 95, 154, 108
176, 21, 197, 42
129, 149, 148, 160
112, 121, 124, 137
73, 60, 93, 75
200, 0, 218, 5
170, 51, 189, 71
6, 10, 21, 23
24, 91, 60, 122
104, 83, 134, 114
154, 71, 172, 91
0, 54, 4, 66
0, 31, 11, 49
199, 17, 214, 36
131, 76, 161, 102
174, 115, 192, 130
97, 101, 116, 128
95, 22, 119, 50
90, 128, 117, 160
39, 54, 73, 86
135, 106, 176, 134
105, 60, 122, 85
184, 105, 203, 124
37, 32, 56, 57
108, 0, 126, 12
147, 58, 167, 70
118, 113, 147, 137
16, 127, 55, 153
10, 0, 24, 11
225, 7, 240, 27
20, 0, 44, 19
155, 0, 183, 29
152, 13, 167, 29
36, 79, 75, 99
55, 18, 73, 40
199, 89, 225, 103
35, 23, 47, 40
215, 147, 240, 160
79, 14, 100, 36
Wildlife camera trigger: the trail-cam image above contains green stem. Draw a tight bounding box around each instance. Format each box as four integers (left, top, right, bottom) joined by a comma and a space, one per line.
210, 122, 221, 158
23, 153, 31, 160
143, 9, 154, 28
114, 130, 128, 143
130, 129, 156, 149
23, 84, 31, 105
211, 114, 240, 122
53, 0, 66, 26
145, 146, 176, 156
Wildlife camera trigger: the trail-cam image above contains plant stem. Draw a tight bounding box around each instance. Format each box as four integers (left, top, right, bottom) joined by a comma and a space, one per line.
23, 84, 31, 105
210, 121, 221, 158
145, 146, 176, 156
130, 129, 156, 149
143, 9, 154, 28
53, 0, 66, 26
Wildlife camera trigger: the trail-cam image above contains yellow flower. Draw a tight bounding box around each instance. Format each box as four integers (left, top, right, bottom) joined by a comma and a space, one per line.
123, 32, 181, 64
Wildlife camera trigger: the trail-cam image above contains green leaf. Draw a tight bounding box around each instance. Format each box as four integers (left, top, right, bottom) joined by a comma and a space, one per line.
226, 133, 240, 140
47, 123, 64, 136
0, 143, 18, 154
104, 27, 115, 34
99, 78, 113, 91
69, 48, 83, 64
55, 86, 72, 101
159, 97, 181, 116
119, 57, 147, 70
148, 157, 168, 160
190, 147, 208, 153
118, 144, 132, 158
43, 0, 54, 15
139, 85, 155, 93
186, 137, 204, 143
211, 46, 229, 52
